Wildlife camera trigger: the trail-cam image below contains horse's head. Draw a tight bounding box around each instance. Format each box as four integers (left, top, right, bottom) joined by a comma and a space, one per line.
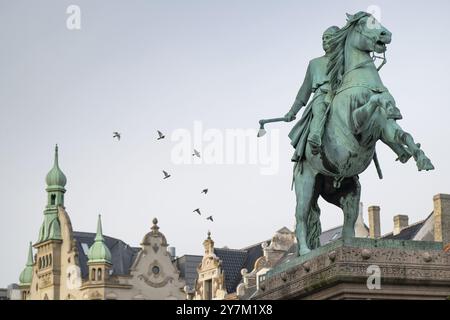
348, 12, 392, 54
327, 11, 392, 91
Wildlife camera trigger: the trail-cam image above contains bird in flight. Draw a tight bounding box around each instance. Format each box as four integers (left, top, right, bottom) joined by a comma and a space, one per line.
206, 216, 213, 222
201, 189, 208, 195
113, 132, 121, 141
192, 149, 201, 158
162, 170, 171, 179
157, 130, 165, 140
193, 208, 201, 215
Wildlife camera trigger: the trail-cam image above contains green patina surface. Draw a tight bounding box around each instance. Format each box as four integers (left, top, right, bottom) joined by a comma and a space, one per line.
37, 145, 66, 244
260, 11, 435, 257
267, 238, 443, 278
87, 214, 112, 264
19, 242, 34, 285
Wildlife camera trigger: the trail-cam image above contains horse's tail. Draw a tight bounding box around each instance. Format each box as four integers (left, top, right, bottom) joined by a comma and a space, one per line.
306, 199, 321, 250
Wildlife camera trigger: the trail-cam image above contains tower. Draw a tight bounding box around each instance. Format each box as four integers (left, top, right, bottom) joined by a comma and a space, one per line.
32, 145, 67, 299
86, 214, 112, 296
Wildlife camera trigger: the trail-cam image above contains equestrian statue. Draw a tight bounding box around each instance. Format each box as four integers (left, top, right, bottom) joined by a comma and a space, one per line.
258, 11, 434, 256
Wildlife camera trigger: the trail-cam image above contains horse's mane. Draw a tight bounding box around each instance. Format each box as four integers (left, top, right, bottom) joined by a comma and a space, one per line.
327, 11, 371, 93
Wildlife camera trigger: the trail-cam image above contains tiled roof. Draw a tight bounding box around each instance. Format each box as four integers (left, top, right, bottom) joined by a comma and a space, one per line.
73, 231, 140, 279
381, 221, 426, 240
214, 248, 248, 294
176, 255, 203, 289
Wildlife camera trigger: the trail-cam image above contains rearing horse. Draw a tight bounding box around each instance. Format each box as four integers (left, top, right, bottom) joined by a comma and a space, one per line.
294, 12, 434, 256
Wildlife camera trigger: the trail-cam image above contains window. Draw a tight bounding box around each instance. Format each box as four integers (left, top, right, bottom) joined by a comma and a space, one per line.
91, 268, 96, 281
152, 266, 160, 275
81, 243, 90, 255
49, 254, 52, 266
204, 279, 212, 300
38, 257, 42, 269
50, 194, 56, 205
97, 269, 102, 281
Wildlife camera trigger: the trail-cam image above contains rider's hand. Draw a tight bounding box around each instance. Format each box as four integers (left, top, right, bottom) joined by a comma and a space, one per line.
285, 111, 296, 122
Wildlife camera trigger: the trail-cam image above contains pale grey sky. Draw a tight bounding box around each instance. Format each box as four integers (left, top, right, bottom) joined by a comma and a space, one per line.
1, 0, 449, 287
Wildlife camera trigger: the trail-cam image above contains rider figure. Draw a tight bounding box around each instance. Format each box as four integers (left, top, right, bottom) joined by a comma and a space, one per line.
285, 26, 339, 156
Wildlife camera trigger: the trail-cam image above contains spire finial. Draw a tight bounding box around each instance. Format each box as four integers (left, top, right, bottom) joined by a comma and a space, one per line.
207, 230, 211, 239
151, 218, 159, 233
26, 241, 33, 266
95, 214, 104, 241
54, 144, 59, 167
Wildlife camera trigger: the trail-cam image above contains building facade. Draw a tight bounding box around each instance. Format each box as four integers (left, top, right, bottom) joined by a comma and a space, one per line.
18, 146, 187, 300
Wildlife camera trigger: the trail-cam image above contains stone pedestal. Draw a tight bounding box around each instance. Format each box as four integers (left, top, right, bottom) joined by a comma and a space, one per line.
254, 238, 450, 300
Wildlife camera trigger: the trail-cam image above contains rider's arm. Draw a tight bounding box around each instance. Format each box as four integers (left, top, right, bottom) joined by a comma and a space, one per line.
289, 63, 313, 115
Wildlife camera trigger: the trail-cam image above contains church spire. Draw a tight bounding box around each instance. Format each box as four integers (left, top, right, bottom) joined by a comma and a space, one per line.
19, 242, 34, 285
88, 215, 112, 264
46, 145, 67, 189
38, 145, 65, 243
95, 214, 105, 242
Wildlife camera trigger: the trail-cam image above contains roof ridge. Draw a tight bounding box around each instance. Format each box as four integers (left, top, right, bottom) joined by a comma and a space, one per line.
215, 247, 247, 253
381, 218, 427, 238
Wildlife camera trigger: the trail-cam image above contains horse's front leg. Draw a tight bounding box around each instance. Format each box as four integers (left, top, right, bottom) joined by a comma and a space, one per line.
381, 118, 434, 171
339, 177, 361, 241
294, 162, 317, 256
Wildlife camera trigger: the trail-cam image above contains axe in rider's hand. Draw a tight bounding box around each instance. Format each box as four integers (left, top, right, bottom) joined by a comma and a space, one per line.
257, 117, 289, 138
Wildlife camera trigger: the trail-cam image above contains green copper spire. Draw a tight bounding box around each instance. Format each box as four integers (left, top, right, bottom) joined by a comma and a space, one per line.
88, 215, 112, 264
45, 145, 67, 188
19, 242, 34, 285
37, 145, 65, 243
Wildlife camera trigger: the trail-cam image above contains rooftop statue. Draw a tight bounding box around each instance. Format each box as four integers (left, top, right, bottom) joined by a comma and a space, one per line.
259, 11, 434, 256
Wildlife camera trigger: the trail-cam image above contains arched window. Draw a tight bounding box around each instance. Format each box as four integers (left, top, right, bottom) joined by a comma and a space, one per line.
45, 255, 48, 268
91, 268, 96, 281
97, 269, 102, 281
50, 194, 56, 205
38, 257, 42, 269
49, 254, 52, 266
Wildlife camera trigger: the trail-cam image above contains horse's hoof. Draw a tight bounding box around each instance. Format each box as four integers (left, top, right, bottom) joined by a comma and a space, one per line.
417, 158, 435, 171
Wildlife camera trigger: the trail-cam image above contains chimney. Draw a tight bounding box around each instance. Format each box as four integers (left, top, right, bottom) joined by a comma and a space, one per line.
393, 215, 409, 235
433, 194, 450, 246
368, 206, 381, 238
168, 247, 176, 260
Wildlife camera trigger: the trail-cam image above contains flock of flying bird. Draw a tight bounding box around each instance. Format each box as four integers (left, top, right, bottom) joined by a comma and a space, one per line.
113, 130, 214, 222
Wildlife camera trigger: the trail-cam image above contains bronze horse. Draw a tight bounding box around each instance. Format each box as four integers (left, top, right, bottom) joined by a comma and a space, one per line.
293, 12, 434, 255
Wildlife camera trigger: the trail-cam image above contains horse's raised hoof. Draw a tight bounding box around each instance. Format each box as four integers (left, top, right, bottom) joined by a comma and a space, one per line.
417, 157, 435, 171
386, 105, 403, 120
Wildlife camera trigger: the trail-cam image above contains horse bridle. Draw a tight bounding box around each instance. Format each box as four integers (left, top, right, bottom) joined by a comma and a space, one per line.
354, 24, 387, 71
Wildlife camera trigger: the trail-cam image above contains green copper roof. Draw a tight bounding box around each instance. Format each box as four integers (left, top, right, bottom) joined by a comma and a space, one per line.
19, 242, 34, 285
88, 215, 112, 264
46, 145, 67, 188
38, 213, 62, 242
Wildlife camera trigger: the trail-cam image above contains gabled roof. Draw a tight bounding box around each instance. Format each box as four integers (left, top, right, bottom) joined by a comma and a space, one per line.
73, 231, 140, 279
